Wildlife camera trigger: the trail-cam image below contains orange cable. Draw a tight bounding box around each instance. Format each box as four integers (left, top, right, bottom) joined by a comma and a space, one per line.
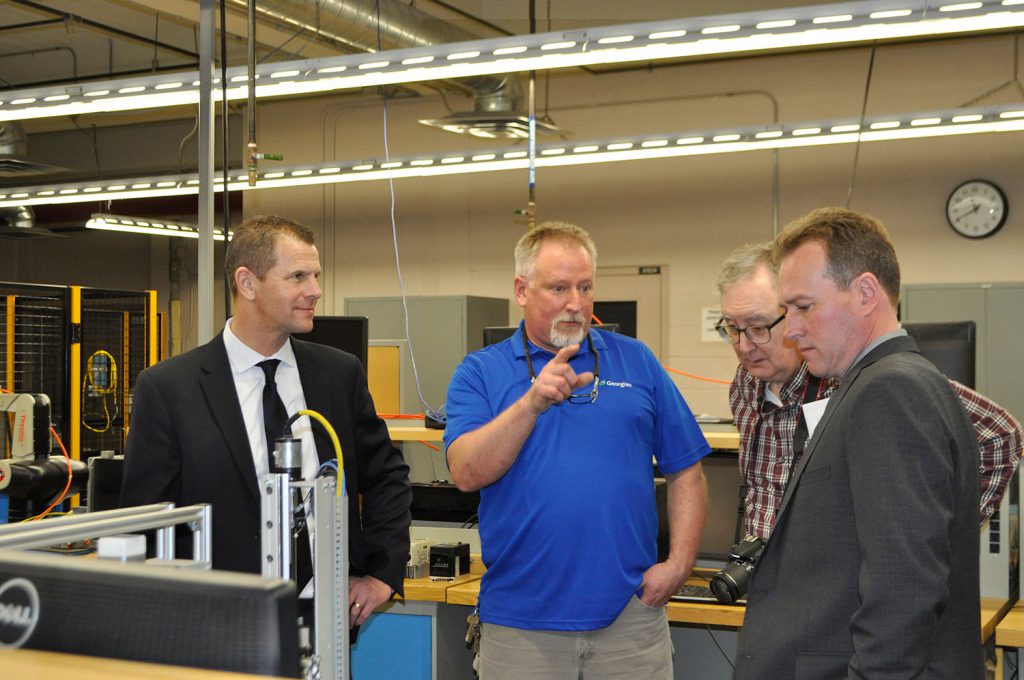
591, 313, 604, 325
417, 440, 440, 452
28, 426, 72, 521
377, 413, 426, 420
662, 365, 733, 386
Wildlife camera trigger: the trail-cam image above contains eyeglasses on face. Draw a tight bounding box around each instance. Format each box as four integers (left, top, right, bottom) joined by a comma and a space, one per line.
715, 313, 786, 345
523, 331, 600, 405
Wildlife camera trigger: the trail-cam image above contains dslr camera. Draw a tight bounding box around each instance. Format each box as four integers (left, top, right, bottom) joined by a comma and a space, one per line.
710, 536, 766, 605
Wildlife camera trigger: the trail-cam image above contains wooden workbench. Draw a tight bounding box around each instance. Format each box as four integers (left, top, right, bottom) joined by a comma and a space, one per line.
440, 576, 1003, 636
388, 424, 739, 449
440, 569, 746, 628
0, 648, 286, 680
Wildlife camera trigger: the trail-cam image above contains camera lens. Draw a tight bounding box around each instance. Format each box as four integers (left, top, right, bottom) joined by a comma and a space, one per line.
711, 563, 748, 605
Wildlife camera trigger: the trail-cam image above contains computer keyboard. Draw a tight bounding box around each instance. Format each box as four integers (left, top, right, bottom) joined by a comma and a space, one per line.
671, 583, 718, 602
670, 583, 746, 604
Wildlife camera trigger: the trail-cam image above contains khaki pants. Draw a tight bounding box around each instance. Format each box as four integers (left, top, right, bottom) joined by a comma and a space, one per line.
479, 595, 674, 680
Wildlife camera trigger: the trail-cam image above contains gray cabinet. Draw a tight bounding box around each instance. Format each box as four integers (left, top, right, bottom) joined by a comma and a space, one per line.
902, 282, 1024, 418
902, 282, 1024, 600
345, 295, 509, 412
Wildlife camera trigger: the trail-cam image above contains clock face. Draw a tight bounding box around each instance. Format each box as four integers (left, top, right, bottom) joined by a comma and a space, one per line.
946, 180, 1008, 239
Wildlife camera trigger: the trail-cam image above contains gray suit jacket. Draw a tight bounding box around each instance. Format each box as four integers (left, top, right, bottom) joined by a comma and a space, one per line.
735, 335, 983, 679
120, 333, 412, 595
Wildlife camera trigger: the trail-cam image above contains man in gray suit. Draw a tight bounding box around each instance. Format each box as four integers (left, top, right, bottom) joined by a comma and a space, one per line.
734, 208, 983, 679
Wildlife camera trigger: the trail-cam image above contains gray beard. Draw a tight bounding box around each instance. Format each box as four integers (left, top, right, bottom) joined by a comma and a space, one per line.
550, 322, 585, 348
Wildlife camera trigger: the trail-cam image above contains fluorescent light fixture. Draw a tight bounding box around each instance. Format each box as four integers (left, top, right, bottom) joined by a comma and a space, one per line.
3, 1, 1024, 122
5, 103, 1023, 209
85, 214, 232, 240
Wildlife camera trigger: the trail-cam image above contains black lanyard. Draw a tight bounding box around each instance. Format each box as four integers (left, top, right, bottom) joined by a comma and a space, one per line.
522, 331, 598, 384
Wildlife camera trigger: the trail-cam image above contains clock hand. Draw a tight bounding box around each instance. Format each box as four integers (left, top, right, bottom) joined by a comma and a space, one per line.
955, 201, 981, 219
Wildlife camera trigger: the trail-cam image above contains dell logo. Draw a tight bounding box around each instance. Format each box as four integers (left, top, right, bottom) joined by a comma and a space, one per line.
0, 578, 40, 648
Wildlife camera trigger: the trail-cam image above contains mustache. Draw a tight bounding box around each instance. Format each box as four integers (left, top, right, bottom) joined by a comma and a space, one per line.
554, 313, 584, 324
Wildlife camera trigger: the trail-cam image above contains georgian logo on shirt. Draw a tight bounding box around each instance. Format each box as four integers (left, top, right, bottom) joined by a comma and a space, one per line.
599, 378, 633, 389
0, 577, 40, 649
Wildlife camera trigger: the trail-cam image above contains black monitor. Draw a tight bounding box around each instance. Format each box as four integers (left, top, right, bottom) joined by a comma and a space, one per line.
294, 315, 369, 370
483, 323, 621, 347
903, 321, 976, 388
695, 452, 745, 562
0, 550, 299, 676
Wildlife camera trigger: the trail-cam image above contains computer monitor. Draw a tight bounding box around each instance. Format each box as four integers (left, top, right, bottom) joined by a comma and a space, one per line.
483, 323, 621, 347
903, 321, 976, 388
695, 452, 745, 562
0, 550, 299, 677
294, 315, 369, 370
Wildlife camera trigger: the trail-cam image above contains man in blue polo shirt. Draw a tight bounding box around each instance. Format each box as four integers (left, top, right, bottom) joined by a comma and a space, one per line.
445, 222, 709, 679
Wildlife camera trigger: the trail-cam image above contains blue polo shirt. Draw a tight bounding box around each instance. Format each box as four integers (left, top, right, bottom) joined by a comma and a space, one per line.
444, 323, 710, 630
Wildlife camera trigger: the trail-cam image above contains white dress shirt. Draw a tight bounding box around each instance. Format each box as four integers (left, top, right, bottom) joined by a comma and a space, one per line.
222, 319, 319, 483
223, 319, 319, 593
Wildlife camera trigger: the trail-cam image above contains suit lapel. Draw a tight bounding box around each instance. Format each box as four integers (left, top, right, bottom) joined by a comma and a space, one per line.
776, 374, 852, 516
774, 336, 919, 527
199, 334, 261, 502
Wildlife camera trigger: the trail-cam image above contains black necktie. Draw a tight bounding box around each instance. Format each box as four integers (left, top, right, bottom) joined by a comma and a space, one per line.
258, 359, 313, 592
258, 359, 288, 471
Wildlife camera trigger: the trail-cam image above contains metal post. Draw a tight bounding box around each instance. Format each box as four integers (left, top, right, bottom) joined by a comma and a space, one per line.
197, 0, 216, 344
261, 472, 293, 580
193, 503, 213, 565
155, 526, 174, 560
314, 476, 348, 680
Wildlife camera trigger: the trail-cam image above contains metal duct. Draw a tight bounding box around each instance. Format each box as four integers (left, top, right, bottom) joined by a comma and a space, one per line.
0, 122, 66, 178
0, 122, 28, 159
0, 205, 58, 239
230, 0, 544, 130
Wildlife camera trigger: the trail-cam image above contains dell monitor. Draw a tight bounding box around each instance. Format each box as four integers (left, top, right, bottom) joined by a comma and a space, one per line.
694, 452, 746, 562
0, 550, 300, 677
294, 315, 369, 370
903, 321, 976, 388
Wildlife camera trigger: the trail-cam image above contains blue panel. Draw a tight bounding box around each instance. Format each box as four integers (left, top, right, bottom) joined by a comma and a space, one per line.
352, 610, 432, 680
0, 494, 8, 524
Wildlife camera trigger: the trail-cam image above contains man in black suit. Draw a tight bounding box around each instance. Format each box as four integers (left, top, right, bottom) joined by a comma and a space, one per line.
734, 208, 983, 679
121, 214, 411, 628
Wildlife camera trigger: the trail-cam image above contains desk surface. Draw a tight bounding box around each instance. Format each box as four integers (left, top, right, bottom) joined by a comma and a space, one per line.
388, 424, 739, 449
995, 599, 1024, 647
0, 648, 285, 680
440, 576, 1003, 637
983, 596, 1012, 644
387, 425, 444, 442
440, 572, 745, 627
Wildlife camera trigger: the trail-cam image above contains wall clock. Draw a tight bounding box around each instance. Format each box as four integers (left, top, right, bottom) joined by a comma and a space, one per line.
946, 179, 1008, 239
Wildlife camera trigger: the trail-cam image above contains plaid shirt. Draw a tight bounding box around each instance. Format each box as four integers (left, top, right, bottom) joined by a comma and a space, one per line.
730, 363, 1023, 539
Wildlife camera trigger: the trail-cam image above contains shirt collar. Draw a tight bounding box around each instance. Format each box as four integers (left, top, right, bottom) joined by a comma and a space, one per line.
843, 328, 908, 379
223, 318, 297, 373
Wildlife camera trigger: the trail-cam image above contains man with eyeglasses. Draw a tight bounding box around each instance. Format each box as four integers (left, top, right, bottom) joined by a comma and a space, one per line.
716, 242, 1021, 541
445, 222, 709, 679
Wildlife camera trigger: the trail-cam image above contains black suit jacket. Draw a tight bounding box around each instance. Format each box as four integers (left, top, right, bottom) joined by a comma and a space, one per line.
120, 333, 412, 595
735, 336, 983, 679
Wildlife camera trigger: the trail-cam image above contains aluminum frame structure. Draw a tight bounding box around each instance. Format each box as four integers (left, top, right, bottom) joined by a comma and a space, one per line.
0, 502, 212, 566
261, 474, 348, 680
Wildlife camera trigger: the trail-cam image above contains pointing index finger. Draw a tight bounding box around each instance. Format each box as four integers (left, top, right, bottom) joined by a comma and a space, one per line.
551, 343, 580, 364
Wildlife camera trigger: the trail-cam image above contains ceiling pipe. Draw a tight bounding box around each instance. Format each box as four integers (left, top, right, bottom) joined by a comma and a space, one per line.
226, 0, 512, 105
